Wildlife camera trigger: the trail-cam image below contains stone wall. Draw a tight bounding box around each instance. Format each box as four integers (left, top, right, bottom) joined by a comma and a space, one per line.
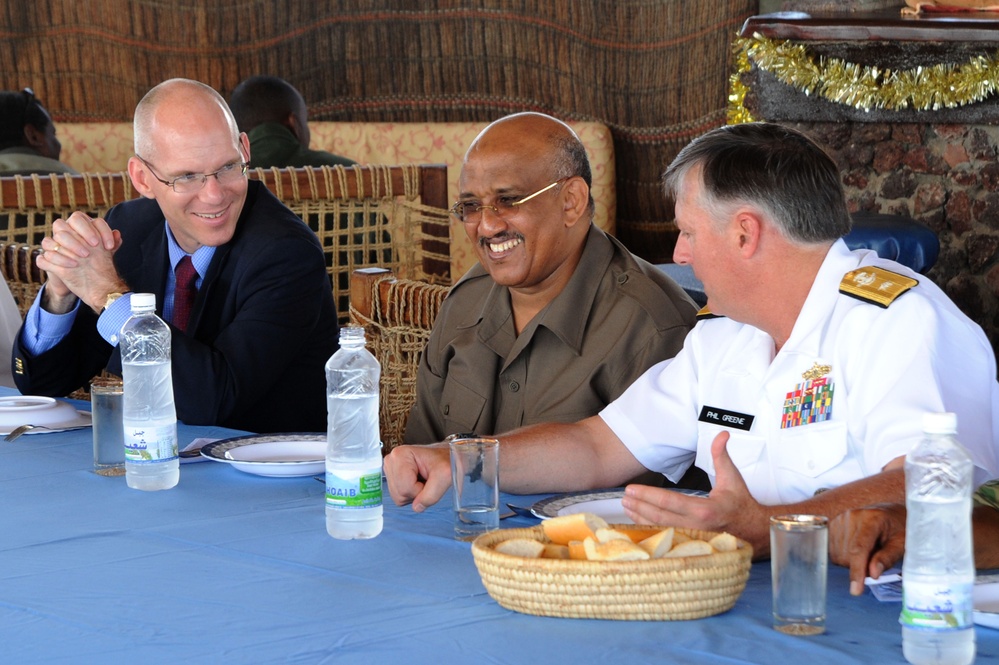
790, 121, 999, 357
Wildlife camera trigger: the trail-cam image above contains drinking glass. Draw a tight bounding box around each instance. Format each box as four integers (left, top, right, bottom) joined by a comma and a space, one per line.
448, 436, 499, 541
91, 377, 125, 476
771, 514, 828, 635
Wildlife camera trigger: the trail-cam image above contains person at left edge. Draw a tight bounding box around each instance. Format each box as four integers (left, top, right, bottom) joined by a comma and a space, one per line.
0, 87, 78, 176
11, 78, 338, 433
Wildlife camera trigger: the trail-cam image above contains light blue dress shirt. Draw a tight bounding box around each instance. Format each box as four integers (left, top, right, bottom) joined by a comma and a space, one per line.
21, 222, 215, 352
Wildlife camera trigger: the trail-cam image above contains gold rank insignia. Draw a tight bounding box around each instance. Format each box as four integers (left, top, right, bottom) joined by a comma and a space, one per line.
839, 267, 917, 308
802, 362, 831, 380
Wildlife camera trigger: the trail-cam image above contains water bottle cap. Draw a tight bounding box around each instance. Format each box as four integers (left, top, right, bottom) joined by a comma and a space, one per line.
131, 293, 156, 311
339, 326, 365, 344
922, 412, 957, 434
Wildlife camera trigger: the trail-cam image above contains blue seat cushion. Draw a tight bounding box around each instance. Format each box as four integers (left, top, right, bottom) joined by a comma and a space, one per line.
844, 211, 939, 275
657, 212, 940, 307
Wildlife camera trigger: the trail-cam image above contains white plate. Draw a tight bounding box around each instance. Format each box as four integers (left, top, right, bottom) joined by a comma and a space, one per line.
0, 395, 92, 435
974, 581, 999, 629
530, 487, 708, 522
200, 434, 325, 478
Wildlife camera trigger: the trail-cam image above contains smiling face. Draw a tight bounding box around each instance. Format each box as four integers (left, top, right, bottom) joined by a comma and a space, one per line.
128, 83, 249, 254
457, 116, 588, 295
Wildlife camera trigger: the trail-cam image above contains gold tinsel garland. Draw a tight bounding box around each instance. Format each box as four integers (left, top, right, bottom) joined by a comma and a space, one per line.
727, 33, 999, 124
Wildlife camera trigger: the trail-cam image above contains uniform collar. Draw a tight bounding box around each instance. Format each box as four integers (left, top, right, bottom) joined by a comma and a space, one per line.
782, 238, 874, 356
472, 224, 608, 360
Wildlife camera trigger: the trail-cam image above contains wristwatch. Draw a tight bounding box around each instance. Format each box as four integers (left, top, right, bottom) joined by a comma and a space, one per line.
101, 291, 126, 314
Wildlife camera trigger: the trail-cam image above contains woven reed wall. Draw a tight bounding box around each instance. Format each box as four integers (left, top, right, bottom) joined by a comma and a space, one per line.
0, 0, 756, 263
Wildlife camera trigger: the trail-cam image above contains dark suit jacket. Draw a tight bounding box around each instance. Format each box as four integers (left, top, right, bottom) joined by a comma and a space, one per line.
13, 181, 339, 433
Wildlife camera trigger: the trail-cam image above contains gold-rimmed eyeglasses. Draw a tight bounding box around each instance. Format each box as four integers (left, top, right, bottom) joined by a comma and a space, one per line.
136, 155, 249, 194
449, 177, 568, 224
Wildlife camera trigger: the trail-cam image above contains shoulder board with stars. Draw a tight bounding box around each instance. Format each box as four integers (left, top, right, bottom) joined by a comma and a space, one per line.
839, 266, 918, 308
696, 306, 722, 320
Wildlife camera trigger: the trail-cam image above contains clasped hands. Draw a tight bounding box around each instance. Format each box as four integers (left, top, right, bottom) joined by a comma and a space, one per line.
384, 431, 772, 555
36, 212, 125, 314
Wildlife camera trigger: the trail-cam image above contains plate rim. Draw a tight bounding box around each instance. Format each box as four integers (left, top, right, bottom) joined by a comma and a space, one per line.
530, 487, 708, 519
974, 581, 999, 629
200, 432, 326, 466
0, 409, 92, 435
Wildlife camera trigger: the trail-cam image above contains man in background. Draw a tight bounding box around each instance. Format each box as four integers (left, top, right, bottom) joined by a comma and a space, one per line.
230, 76, 355, 169
0, 88, 78, 176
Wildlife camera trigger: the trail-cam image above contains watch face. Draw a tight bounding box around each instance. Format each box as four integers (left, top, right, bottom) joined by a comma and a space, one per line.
103, 292, 124, 311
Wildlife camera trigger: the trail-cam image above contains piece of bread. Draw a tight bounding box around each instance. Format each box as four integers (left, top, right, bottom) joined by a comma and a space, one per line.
542, 543, 571, 559
611, 525, 660, 543
541, 512, 609, 545
595, 527, 633, 544
495, 538, 546, 558
708, 532, 739, 553
567, 540, 587, 560
671, 530, 692, 545
639, 527, 675, 558
583, 536, 651, 561
661, 539, 714, 558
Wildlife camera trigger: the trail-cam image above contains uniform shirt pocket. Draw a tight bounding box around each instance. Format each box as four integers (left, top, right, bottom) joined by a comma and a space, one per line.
439, 377, 486, 435
774, 421, 849, 479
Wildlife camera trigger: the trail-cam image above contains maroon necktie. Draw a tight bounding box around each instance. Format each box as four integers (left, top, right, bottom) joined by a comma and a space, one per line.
173, 256, 198, 333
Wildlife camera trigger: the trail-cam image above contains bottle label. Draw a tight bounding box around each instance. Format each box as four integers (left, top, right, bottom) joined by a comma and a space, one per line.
326, 468, 383, 509
900, 581, 973, 630
124, 423, 178, 463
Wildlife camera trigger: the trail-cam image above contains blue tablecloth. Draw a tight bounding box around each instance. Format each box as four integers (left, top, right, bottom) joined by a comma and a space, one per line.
1, 394, 995, 663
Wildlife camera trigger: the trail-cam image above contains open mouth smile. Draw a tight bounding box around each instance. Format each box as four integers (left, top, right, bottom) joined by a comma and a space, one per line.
483, 236, 523, 253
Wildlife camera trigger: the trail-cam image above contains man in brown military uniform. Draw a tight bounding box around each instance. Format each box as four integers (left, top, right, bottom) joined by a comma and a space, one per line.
403, 112, 697, 446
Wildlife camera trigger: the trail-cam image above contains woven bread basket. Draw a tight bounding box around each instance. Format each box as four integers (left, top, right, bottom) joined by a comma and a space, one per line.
471, 524, 753, 621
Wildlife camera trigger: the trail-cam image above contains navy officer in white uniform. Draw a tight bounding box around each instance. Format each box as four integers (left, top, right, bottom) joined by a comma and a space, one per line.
383, 122, 999, 557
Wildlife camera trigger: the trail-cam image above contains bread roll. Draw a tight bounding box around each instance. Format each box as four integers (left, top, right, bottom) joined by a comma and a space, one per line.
708, 532, 739, 552
661, 539, 714, 558
595, 527, 633, 544
541, 512, 609, 545
542, 543, 571, 559
495, 538, 546, 558
567, 540, 587, 560
611, 525, 660, 543
583, 536, 651, 561
671, 530, 692, 545
639, 527, 675, 558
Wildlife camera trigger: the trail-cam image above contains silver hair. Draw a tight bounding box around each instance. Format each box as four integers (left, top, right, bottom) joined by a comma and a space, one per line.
662, 123, 852, 244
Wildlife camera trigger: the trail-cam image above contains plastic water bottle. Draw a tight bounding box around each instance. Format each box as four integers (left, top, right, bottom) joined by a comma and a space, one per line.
901, 412, 975, 665
325, 326, 383, 539
119, 293, 179, 491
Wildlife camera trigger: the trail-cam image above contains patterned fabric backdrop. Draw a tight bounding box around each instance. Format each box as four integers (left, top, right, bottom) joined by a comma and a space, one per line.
0, 0, 757, 263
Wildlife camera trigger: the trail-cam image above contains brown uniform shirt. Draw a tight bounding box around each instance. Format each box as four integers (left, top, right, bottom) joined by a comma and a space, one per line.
403, 225, 698, 443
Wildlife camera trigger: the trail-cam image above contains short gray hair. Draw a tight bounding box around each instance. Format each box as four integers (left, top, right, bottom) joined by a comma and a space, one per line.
662, 123, 851, 244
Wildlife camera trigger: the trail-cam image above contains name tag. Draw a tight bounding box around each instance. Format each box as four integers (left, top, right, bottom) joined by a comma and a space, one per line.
698, 406, 755, 431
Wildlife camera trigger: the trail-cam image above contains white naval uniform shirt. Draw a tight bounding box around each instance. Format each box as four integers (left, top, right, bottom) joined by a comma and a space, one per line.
600, 240, 999, 505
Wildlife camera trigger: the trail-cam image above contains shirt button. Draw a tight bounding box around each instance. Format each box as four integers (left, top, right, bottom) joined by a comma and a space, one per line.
807, 460, 816, 471
617, 274, 629, 284
509, 381, 520, 392
443, 404, 450, 415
